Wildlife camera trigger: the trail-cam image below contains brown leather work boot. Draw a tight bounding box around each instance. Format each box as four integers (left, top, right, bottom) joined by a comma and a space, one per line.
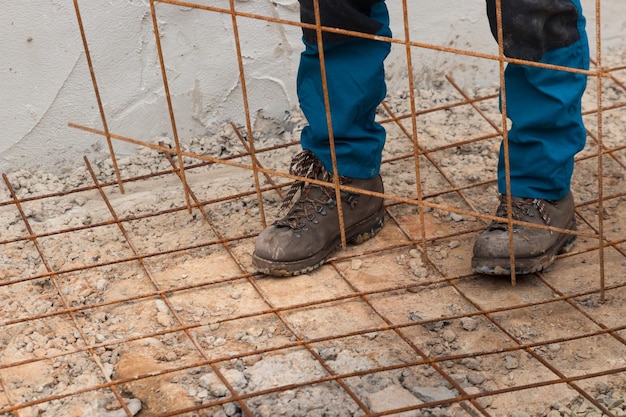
471, 192, 577, 275
252, 150, 385, 277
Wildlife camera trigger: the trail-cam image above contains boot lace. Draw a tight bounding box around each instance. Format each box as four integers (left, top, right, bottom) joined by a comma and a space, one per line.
489, 196, 552, 231
275, 150, 356, 232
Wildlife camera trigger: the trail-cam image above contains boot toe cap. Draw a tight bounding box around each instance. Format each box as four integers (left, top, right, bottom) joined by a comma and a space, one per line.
254, 225, 318, 263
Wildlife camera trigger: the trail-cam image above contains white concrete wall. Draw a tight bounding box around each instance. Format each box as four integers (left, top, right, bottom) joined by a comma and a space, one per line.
1, 0, 622, 173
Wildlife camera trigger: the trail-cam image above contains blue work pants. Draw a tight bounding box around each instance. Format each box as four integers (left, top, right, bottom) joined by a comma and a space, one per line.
296, 0, 589, 200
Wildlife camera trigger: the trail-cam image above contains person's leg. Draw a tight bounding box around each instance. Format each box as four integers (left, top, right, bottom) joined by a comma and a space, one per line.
253, 1, 391, 276
489, 0, 589, 199
298, 0, 392, 179
473, 0, 589, 275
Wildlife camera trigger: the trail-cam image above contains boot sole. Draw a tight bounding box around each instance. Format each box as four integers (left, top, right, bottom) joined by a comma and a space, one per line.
252, 207, 385, 277
471, 218, 576, 276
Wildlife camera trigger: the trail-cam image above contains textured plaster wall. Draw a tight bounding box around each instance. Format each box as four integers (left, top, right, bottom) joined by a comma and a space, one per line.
1, 0, 622, 173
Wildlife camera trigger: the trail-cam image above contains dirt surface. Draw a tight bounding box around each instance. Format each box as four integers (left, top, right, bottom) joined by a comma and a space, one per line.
1, 52, 626, 417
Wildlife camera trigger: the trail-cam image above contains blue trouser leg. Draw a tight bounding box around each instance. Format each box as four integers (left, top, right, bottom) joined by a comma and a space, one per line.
296, 0, 588, 193
297, 1, 391, 179
491, 0, 590, 200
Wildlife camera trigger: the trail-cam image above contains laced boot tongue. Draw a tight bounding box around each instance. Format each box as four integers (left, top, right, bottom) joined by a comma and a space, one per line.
279, 150, 329, 210
274, 150, 336, 232
488, 195, 552, 231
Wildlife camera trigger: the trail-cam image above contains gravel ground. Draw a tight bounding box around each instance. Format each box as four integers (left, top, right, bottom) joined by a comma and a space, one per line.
1, 48, 626, 417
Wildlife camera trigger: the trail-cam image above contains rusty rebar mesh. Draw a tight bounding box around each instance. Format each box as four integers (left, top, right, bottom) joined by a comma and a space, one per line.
1, 0, 626, 416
